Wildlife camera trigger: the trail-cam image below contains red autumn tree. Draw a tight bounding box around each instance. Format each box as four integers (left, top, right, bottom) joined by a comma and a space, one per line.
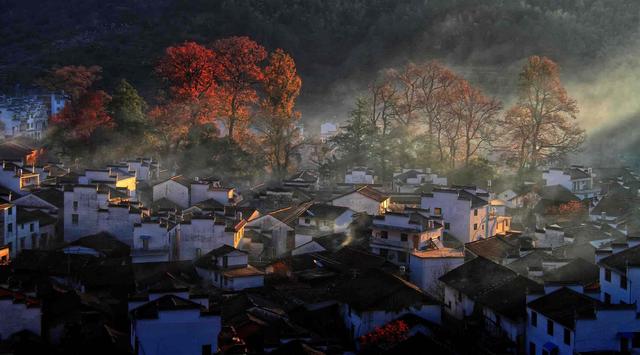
40, 65, 102, 101
52, 90, 113, 140
212, 36, 267, 141
256, 49, 303, 178
359, 320, 409, 349
156, 41, 219, 101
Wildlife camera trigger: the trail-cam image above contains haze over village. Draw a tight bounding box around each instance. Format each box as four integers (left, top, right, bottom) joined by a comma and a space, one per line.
1, 1, 640, 355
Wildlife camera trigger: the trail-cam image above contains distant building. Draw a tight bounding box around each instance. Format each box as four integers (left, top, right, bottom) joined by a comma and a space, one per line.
320, 122, 339, 143
344, 167, 376, 185
392, 168, 448, 193
0, 93, 65, 141
195, 245, 264, 291
330, 186, 390, 216
542, 166, 598, 200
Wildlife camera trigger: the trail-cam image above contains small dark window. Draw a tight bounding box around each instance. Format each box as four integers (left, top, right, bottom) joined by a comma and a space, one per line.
473, 223, 478, 230
547, 319, 554, 336
531, 311, 537, 327
474, 209, 478, 216
72, 214, 79, 225
29, 223, 34, 232
73, 201, 78, 210
142, 239, 149, 250
20, 238, 25, 249
434, 207, 442, 216
604, 292, 611, 304
444, 222, 450, 230
380, 231, 388, 239
304, 218, 311, 224
7, 207, 12, 215
400, 233, 408, 242
605, 269, 611, 282
564, 328, 571, 345
7, 223, 12, 232
621, 274, 628, 290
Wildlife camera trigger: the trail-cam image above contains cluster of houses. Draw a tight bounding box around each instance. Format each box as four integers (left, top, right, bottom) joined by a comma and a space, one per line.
0, 141, 639, 354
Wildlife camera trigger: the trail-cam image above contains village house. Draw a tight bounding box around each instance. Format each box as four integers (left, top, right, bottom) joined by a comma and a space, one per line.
392, 168, 448, 193
597, 242, 640, 307
337, 268, 441, 340
152, 175, 238, 210
0, 161, 40, 193
330, 185, 390, 216
496, 184, 540, 209
369, 210, 443, 266
0, 93, 65, 141
420, 187, 490, 244
0, 202, 16, 260
526, 287, 640, 355
130, 294, 221, 355
282, 170, 319, 190
194, 245, 264, 291
6, 208, 57, 257
344, 167, 376, 185
12, 188, 63, 218
296, 203, 355, 234
132, 218, 176, 263
63, 184, 146, 244
542, 166, 598, 200
408, 247, 465, 297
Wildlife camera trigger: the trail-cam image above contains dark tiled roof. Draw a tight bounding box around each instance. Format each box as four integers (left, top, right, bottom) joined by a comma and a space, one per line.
439, 256, 518, 298
66, 232, 131, 257
334, 186, 389, 203
465, 235, 522, 262
476, 275, 543, 321
544, 258, 599, 286
269, 201, 314, 226
539, 185, 579, 203
336, 268, 438, 313
599, 244, 640, 274
32, 188, 64, 208
130, 294, 204, 319
590, 190, 639, 218
528, 287, 602, 329
16, 208, 56, 226
304, 203, 350, 220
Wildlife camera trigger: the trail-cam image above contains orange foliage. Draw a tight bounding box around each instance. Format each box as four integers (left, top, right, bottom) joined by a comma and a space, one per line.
156, 42, 219, 101
261, 49, 302, 119
359, 320, 409, 348
52, 90, 114, 140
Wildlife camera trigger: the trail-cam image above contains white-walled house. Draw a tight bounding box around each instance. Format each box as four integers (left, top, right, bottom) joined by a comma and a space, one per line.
130, 294, 221, 355
296, 203, 355, 234
439, 256, 520, 320
194, 245, 264, 291
597, 243, 640, 308
0, 161, 40, 193
0, 287, 41, 340
526, 287, 640, 355
369, 211, 443, 266
420, 187, 489, 244
338, 269, 441, 340
330, 186, 390, 216
409, 248, 464, 297
63, 184, 145, 244
175, 216, 239, 261
542, 166, 598, 200
152, 176, 192, 209
392, 168, 448, 193
132, 219, 176, 263
0, 203, 16, 258
344, 167, 376, 185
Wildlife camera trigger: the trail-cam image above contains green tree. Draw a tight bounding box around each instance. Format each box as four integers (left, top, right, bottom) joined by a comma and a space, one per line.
108, 79, 147, 134
329, 97, 376, 168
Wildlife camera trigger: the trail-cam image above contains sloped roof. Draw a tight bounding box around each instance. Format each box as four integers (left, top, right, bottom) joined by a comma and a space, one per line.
30, 188, 63, 208
599, 244, 640, 274
465, 234, 522, 262
476, 275, 543, 321
130, 294, 204, 319
269, 201, 315, 226
66, 232, 131, 258
527, 287, 605, 329
539, 185, 579, 203
333, 186, 389, 203
591, 190, 639, 217
304, 203, 350, 220
543, 258, 598, 286
439, 256, 518, 298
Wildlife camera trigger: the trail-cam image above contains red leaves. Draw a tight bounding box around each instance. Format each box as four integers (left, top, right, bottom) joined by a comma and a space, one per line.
52, 90, 114, 140
156, 42, 219, 101
261, 49, 302, 119
358, 320, 409, 348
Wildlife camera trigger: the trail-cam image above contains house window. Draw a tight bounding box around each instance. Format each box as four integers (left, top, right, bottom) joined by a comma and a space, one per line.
380, 231, 388, 239
7, 207, 12, 215
531, 311, 537, 327
400, 233, 408, 242
444, 223, 450, 230
195, 248, 202, 258
621, 274, 628, 289
474, 209, 478, 216
505, 220, 509, 227
20, 238, 25, 249
29, 223, 34, 232
547, 319, 554, 336
72, 214, 79, 225
529, 342, 536, 355
142, 239, 149, 250
7, 223, 12, 233
604, 292, 611, 304
73, 201, 78, 210
31, 234, 37, 248
564, 328, 571, 345
434, 208, 442, 216
605, 269, 611, 282
473, 223, 478, 230
304, 218, 311, 224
